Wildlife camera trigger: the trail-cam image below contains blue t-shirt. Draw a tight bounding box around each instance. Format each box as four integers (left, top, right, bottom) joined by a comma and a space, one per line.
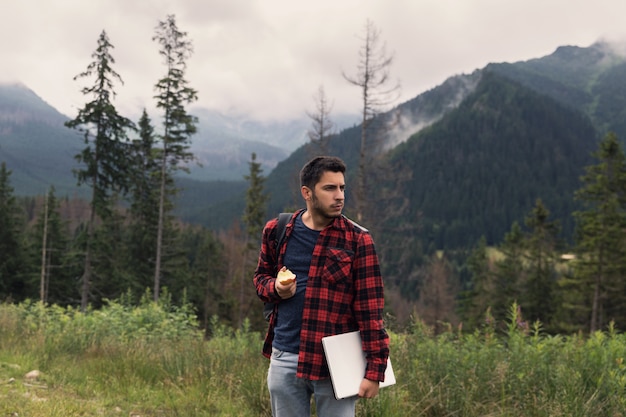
272, 212, 319, 353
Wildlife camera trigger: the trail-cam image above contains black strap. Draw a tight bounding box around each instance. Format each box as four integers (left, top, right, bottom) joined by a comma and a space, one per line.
276, 212, 291, 251
263, 212, 293, 321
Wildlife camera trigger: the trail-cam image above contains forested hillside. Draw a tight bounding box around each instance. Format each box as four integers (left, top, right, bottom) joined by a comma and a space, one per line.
489, 42, 626, 139
385, 71, 597, 250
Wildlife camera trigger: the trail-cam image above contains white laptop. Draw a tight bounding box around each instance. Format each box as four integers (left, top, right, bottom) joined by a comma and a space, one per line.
321, 330, 396, 399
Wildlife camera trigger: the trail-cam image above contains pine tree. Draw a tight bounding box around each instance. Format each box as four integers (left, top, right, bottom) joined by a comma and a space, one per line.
241, 152, 269, 329
127, 110, 160, 294
492, 222, 525, 323
90, 194, 130, 305
572, 132, 626, 332
65, 30, 136, 310
458, 236, 493, 330
180, 226, 227, 335
152, 14, 198, 301
522, 199, 560, 326
243, 153, 268, 247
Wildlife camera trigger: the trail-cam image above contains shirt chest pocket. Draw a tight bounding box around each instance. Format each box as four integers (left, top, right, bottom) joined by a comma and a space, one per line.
321, 247, 354, 284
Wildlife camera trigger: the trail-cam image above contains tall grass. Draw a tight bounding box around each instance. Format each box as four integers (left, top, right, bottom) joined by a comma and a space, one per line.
1, 301, 624, 416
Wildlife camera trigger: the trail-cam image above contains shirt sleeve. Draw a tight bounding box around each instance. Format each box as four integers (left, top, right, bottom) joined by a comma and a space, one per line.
253, 218, 282, 303
352, 231, 390, 382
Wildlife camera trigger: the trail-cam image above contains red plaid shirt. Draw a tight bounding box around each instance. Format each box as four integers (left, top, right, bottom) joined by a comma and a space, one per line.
254, 209, 389, 381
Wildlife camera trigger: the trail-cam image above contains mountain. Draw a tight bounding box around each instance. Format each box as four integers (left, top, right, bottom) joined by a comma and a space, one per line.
186, 108, 292, 181
186, 107, 358, 181
384, 72, 597, 251
0, 83, 345, 194
199, 41, 626, 283
0, 83, 83, 196
487, 41, 626, 138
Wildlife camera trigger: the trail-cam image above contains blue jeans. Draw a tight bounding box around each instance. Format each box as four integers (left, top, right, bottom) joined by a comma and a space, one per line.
267, 347, 357, 417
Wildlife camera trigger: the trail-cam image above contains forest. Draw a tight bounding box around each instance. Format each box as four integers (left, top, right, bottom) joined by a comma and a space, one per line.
3, 124, 626, 337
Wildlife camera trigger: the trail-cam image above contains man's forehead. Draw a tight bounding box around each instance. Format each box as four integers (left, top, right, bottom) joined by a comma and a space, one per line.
317, 171, 345, 186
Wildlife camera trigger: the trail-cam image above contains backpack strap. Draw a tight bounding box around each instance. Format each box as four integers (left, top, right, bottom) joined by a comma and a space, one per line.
264, 212, 293, 321
275, 212, 292, 252
342, 214, 368, 232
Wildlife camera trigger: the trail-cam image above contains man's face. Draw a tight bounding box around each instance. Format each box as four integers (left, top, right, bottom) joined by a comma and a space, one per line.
307, 171, 345, 218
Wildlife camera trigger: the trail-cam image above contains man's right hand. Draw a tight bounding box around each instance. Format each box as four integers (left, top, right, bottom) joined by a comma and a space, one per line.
275, 268, 296, 299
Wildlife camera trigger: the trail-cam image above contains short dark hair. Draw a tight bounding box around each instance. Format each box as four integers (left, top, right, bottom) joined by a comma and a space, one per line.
300, 156, 346, 189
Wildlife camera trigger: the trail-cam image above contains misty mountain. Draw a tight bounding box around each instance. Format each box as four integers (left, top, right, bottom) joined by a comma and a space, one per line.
186, 107, 358, 181
0, 83, 83, 196
488, 41, 626, 139
0, 82, 347, 194
385, 72, 597, 250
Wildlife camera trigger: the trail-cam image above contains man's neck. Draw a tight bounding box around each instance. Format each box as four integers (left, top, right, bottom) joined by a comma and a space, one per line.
302, 209, 335, 231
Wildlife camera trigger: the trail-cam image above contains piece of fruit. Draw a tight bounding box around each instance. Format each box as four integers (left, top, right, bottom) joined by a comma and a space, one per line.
277, 268, 296, 285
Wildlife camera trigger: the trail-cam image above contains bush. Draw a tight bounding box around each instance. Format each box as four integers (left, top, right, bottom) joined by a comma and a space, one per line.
1, 300, 625, 416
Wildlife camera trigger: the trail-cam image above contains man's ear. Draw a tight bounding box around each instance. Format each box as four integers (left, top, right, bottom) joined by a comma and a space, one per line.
301, 185, 311, 201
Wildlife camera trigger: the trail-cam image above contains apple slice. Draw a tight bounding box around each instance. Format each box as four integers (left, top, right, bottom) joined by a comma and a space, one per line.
277, 268, 296, 285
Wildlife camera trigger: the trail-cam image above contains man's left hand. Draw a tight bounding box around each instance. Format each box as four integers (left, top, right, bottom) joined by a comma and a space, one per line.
358, 378, 380, 398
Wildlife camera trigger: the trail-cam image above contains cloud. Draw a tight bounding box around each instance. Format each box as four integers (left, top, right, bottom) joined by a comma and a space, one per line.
2, 0, 626, 122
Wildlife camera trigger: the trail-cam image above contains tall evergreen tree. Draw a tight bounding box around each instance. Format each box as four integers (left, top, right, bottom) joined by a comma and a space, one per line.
180, 226, 226, 334
492, 222, 525, 323
243, 153, 268, 247
0, 163, 25, 298
572, 132, 626, 332
522, 199, 560, 326
458, 236, 493, 330
127, 110, 160, 294
65, 30, 136, 310
241, 152, 269, 329
90, 194, 130, 305
152, 14, 198, 301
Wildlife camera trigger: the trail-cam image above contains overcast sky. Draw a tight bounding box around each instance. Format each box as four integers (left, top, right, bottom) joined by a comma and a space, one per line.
2, 0, 626, 122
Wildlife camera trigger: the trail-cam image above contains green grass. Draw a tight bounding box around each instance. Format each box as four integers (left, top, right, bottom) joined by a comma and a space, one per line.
1, 301, 625, 416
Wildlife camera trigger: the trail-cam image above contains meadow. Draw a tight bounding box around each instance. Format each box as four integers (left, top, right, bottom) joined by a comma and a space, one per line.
1, 299, 624, 417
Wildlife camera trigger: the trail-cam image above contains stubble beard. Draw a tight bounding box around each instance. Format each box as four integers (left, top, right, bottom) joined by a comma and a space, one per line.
310, 191, 342, 219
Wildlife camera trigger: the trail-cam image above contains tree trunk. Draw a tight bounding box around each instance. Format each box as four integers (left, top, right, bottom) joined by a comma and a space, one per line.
590, 272, 601, 333
153, 154, 168, 302
80, 175, 98, 311
39, 194, 48, 303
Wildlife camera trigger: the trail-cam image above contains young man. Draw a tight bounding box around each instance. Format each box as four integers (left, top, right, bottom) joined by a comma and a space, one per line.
254, 156, 389, 417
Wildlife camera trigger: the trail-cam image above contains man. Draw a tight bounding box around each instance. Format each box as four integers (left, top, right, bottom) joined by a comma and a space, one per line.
254, 156, 389, 417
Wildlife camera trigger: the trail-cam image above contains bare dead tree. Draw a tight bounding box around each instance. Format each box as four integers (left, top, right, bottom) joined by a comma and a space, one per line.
306, 85, 336, 156
343, 19, 400, 222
